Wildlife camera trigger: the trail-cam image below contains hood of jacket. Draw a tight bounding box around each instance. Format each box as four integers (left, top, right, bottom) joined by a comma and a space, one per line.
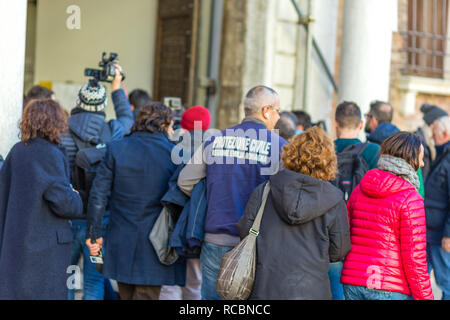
68, 112, 106, 144
358, 168, 414, 199
269, 169, 343, 225
367, 123, 400, 145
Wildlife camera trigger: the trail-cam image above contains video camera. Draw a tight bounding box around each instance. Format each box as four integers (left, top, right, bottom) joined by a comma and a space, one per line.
84, 52, 126, 83
163, 97, 184, 131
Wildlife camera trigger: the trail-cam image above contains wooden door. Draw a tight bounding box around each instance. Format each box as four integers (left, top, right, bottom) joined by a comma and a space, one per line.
153, 0, 199, 106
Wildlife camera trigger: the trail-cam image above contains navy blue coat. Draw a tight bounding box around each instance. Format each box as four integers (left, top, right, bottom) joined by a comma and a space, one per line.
86, 131, 186, 286
424, 143, 450, 244
0, 138, 84, 299
367, 123, 400, 145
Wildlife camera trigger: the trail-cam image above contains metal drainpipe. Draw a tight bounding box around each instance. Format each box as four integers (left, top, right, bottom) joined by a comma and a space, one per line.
291, 0, 338, 94
207, 0, 224, 129
303, 0, 314, 110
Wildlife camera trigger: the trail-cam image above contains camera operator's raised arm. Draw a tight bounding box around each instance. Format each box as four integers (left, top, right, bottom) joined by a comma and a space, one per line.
110, 65, 134, 138
111, 65, 123, 92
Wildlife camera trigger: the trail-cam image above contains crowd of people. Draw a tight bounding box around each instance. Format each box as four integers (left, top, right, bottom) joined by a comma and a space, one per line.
0, 66, 449, 301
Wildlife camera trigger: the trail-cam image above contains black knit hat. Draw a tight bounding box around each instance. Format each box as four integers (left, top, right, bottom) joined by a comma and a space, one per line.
421, 104, 448, 125
76, 81, 108, 112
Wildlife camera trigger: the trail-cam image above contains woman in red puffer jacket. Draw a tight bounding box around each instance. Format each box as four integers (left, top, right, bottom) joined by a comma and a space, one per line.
341, 132, 434, 300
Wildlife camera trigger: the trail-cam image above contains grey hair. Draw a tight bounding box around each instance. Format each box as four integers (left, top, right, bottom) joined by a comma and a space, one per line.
243, 86, 279, 116
434, 116, 450, 135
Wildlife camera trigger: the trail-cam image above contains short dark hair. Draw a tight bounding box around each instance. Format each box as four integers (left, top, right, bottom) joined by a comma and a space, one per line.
370, 100, 393, 124
131, 102, 173, 134
129, 89, 152, 112
24, 85, 54, 107
292, 110, 312, 130
275, 113, 297, 141
380, 132, 423, 171
335, 101, 362, 129
280, 111, 298, 127
21, 99, 67, 145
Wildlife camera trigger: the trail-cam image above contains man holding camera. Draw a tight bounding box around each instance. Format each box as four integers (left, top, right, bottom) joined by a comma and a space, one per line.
61, 65, 134, 300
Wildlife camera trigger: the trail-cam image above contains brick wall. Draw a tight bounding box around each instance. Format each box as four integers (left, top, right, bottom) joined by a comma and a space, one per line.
389, 0, 414, 131
389, 0, 450, 132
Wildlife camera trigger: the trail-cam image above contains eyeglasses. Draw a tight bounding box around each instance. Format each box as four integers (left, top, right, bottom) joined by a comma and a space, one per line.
266, 105, 281, 115
365, 113, 373, 119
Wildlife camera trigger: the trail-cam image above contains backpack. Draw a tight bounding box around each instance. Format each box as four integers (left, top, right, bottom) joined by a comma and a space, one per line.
70, 131, 108, 210
332, 143, 369, 202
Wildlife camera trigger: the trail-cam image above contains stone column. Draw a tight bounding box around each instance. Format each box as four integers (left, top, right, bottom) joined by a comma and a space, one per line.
0, 0, 28, 157
338, 0, 397, 117
306, 0, 339, 126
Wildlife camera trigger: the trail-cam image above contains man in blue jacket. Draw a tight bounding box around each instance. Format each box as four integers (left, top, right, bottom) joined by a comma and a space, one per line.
365, 100, 399, 145
424, 112, 450, 300
178, 85, 288, 300
61, 66, 134, 300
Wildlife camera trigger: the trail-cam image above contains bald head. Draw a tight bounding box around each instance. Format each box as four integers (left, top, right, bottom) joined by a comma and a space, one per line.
243, 86, 279, 116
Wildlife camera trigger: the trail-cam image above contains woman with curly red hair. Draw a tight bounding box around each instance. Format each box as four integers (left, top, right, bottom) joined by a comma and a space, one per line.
0, 99, 84, 299
237, 126, 351, 299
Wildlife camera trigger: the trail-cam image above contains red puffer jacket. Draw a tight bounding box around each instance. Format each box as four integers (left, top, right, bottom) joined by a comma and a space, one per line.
341, 169, 434, 300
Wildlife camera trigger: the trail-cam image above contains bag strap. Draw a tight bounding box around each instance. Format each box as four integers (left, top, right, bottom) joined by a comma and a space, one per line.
341, 142, 369, 156
249, 181, 271, 237
69, 130, 94, 152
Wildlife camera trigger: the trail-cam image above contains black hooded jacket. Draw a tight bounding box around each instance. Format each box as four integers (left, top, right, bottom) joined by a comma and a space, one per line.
237, 169, 351, 300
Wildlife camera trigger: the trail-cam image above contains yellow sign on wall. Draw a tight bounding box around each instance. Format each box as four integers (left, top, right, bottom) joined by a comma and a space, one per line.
38, 81, 52, 90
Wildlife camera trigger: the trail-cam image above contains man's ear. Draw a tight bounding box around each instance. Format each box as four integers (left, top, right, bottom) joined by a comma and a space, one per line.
359, 120, 364, 131
443, 129, 450, 141
334, 120, 339, 130
372, 117, 379, 129
262, 106, 270, 119
130, 104, 135, 111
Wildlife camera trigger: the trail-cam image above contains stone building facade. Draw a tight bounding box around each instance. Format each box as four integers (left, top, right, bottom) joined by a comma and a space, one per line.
2, 0, 448, 158
388, 0, 450, 132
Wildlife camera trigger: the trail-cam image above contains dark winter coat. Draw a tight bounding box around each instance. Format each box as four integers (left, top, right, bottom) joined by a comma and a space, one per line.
0, 138, 84, 299
415, 127, 433, 181
60, 88, 134, 171
60, 88, 133, 224
86, 131, 186, 286
237, 169, 351, 300
367, 123, 400, 145
424, 142, 450, 244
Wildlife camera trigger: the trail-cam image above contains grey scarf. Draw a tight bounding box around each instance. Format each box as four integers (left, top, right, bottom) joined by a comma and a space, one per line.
377, 154, 420, 191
